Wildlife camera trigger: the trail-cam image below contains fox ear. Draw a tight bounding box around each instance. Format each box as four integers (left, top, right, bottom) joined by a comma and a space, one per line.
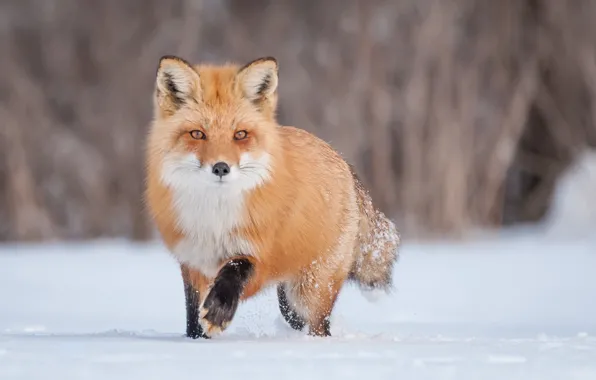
237, 57, 278, 105
155, 55, 201, 116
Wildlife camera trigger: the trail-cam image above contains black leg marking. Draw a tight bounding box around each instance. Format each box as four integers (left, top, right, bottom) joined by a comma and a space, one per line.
320, 317, 331, 337
277, 284, 306, 331
184, 282, 207, 339
201, 258, 253, 331
308, 316, 331, 337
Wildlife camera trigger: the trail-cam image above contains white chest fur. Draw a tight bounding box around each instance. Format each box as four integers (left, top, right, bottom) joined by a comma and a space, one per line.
170, 188, 253, 278
160, 152, 270, 278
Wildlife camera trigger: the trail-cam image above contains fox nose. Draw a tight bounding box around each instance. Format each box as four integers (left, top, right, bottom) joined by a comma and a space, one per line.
212, 162, 230, 178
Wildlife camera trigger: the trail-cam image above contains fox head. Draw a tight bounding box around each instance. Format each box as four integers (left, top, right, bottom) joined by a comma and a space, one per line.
149, 55, 280, 192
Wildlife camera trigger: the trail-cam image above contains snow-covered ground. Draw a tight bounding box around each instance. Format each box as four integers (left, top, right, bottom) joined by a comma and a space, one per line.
1, 235, 595, 380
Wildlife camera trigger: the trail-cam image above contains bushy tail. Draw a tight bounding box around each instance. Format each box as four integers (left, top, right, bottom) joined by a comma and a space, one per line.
347, 166, 400, 298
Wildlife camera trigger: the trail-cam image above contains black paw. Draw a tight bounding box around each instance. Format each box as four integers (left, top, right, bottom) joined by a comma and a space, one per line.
186, 323, 209, 339
308, 316, 331, 337
198, 258, 253, 337
277, 285, 306, 331
199, 282, 240, 336
184, 283, 208, 339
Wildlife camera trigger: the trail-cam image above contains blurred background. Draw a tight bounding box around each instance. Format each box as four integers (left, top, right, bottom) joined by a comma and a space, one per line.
1, 0, 596, 243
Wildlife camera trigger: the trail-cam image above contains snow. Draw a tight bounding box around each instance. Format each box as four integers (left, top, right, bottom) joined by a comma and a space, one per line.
542, 148, 596, 239
1, 235, 595, 380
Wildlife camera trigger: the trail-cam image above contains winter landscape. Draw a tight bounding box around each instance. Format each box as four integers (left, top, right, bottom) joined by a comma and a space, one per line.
1, 232, 595, 380
3, 151, 596, 380
3, 2, 596, 379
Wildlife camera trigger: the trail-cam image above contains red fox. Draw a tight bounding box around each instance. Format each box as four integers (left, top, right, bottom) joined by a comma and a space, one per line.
144, 55, 400, 338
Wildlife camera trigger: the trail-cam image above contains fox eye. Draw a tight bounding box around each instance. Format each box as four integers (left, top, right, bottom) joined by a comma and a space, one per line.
234, 130, 248, 140
189, 130, 206, 140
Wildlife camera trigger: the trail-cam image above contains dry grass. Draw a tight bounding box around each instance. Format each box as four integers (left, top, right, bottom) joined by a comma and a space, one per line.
1, 0, 595, 241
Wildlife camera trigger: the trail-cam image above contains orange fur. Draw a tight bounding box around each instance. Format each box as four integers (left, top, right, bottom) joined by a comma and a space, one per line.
144, 56, 400, 338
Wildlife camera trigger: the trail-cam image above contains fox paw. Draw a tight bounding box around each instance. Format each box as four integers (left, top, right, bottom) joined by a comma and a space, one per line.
186, 324, 209, 339
199, 284, 239, 337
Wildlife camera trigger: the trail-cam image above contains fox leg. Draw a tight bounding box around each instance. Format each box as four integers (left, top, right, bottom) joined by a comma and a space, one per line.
181, 264, 210, 339
306, 274, 345, 337
283, 264, 349, 337
277, 284, 306, 331
199, 257, 255, 337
